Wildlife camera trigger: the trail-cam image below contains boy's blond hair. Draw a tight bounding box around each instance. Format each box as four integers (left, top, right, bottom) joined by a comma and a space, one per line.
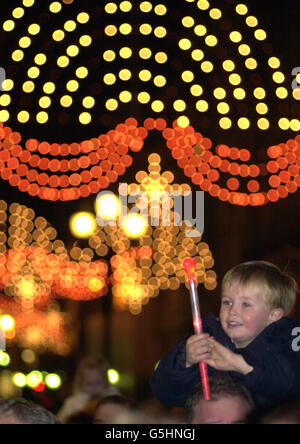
221, 261, 298, 316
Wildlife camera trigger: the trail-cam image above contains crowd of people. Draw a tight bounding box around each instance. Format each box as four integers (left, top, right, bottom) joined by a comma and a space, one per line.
1, 373, 300, 424
1, 260, 300, 424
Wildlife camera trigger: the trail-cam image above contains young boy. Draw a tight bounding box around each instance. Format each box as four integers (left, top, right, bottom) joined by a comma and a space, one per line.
151, 261, 300, 409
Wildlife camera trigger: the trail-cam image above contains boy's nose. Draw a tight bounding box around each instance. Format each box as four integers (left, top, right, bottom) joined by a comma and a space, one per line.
229, 304, 239, 315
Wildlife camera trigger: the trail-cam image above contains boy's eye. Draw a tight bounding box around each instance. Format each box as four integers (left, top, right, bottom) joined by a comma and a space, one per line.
242, 302, 251, 308
222, 300, 232, 306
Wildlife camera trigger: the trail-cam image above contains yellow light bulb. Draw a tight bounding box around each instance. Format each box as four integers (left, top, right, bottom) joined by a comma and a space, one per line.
0, 315, 15, 331
45, 373, 62, 389
88, 278, 104, 292
70, 212, 96, 239
13, 373, 27, 388
123, 214, 148, 239
177, 116, 190, 128
95, 193, 120, 220
107, 369, 120, 384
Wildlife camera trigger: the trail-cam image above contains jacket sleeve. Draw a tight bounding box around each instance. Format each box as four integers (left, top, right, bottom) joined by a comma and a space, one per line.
150, 336, 201, 407
150, 314, 227, 407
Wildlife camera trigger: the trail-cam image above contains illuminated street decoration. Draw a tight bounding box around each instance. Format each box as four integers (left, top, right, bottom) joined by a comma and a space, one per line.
0, 294, 74, 355
0, 197, 108, 350
69, 211, 97, 239
0, 119, 144, 201
0, 0, 299, 130
9, 306, 72, 355
93, 154, 217, 314
0, 245, 109, 303
0, 200, 109, 306
0, 1, 298, 206
0, 150, 217, 315
0, 119, 299, 205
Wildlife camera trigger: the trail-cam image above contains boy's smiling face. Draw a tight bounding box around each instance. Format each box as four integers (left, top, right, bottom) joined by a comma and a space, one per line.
220, 280, 283, 348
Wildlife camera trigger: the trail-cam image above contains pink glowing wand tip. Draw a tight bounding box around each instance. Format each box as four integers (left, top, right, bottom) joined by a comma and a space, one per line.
183, 258, 196, 276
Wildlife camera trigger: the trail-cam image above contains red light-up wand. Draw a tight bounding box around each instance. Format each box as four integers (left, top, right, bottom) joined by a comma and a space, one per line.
183, 257, 210, 401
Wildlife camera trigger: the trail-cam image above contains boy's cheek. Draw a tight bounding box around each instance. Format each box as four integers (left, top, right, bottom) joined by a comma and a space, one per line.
219, 306, 227, 319
218, 310, 227, 329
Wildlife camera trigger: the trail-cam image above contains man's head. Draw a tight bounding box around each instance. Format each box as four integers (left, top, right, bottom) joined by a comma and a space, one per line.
219, 261, 297, 348
0, 399, 59, 424
184, 375, 254, 424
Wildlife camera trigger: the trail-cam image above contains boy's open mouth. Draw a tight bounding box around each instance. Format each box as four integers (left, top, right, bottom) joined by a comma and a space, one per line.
227, 321, 243, 328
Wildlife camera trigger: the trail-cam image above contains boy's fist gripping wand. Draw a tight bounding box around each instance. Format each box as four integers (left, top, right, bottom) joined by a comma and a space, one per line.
183, 257, 211, 401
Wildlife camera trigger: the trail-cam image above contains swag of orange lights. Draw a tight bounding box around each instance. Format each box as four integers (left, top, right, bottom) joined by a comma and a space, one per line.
0, 118, 299, 206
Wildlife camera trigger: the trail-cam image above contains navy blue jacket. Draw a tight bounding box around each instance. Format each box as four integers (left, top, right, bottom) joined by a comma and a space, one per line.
151, 314, 300, 408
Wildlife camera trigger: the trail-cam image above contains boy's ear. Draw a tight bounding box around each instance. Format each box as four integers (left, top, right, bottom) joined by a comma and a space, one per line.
269, 308, 284, 323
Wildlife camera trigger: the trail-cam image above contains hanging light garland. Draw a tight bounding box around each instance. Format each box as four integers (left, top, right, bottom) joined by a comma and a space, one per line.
1, 118, 299, 205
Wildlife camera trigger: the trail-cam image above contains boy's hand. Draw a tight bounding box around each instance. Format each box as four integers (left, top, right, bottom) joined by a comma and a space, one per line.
185, 334, 212, 368
204, 338, 253, 375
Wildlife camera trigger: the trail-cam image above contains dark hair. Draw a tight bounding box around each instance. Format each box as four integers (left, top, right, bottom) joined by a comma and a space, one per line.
0, 399, 59, 424
184, 375, 254, 423
222, 261, 298, 315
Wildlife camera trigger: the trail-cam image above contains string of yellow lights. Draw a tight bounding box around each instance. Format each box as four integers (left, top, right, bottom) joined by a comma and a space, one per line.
0, 0, 299, 129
